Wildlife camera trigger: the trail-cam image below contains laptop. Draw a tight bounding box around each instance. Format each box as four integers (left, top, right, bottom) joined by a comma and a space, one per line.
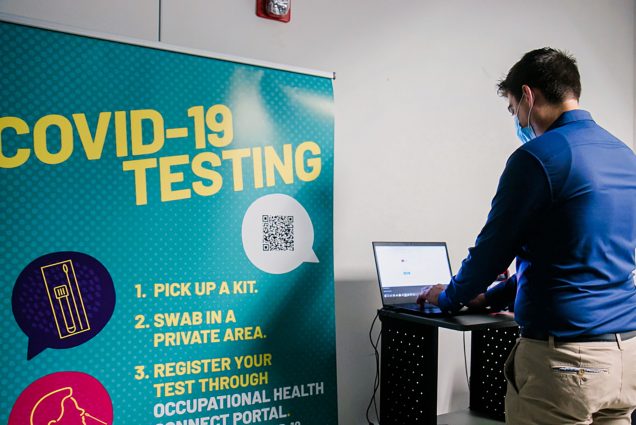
373, 241, 453, 316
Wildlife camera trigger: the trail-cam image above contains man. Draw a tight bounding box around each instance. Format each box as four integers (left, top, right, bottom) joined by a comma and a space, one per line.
418, 48, 636, 424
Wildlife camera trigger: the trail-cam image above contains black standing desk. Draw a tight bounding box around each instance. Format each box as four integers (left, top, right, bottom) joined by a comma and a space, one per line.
378, 308, 519, 425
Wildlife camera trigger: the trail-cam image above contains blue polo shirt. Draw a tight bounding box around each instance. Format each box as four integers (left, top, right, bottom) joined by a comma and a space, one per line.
438, 110, 636, 337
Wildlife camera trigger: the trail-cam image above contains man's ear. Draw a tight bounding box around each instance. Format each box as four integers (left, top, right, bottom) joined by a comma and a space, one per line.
521, 85, 534, 106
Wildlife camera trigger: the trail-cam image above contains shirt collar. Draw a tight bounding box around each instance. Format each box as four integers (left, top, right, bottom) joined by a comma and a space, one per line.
546, 109, 594, 132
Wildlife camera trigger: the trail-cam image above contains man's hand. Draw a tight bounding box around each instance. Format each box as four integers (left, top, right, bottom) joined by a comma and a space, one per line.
467, 293, 487, 310
416, 284, 446, 308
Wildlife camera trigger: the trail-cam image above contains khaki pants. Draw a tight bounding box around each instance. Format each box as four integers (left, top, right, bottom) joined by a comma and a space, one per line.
504, 335, 636, 425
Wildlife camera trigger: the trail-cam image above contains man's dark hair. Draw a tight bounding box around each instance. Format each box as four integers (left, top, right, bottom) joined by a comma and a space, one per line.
497, 47, 581, 104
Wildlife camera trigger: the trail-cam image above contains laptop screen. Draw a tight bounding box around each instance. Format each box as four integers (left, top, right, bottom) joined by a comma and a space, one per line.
373, 242, 453, 306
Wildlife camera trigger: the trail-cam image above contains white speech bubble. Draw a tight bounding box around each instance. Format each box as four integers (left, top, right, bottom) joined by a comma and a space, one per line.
242, 194, 319, 274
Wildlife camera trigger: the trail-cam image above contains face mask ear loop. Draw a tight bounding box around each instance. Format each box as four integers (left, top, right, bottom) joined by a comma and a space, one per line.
526, 91, 535, 133
515, 93, 525, 118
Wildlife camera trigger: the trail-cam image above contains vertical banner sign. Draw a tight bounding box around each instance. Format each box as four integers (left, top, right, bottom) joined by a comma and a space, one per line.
0, 20, 337, 425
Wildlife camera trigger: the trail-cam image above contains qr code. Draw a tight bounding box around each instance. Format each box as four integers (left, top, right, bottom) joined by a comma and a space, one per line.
262, 215, 294, 252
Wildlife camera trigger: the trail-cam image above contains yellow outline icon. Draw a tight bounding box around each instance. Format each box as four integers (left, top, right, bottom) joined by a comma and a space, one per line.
30, 386, 108, 425
41, 260, 91, 340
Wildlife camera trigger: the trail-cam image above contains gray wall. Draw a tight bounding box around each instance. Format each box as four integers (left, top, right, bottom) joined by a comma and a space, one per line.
1, 1, 634, 423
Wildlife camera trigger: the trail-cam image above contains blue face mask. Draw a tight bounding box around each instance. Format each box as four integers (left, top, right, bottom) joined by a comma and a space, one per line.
514, 94, 536, 144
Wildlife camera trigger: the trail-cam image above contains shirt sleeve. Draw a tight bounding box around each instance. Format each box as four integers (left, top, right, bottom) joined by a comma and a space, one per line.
438, 149, 551, 313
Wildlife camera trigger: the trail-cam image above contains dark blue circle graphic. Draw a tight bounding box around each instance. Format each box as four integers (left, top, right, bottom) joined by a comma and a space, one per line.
12, 252, 116, 360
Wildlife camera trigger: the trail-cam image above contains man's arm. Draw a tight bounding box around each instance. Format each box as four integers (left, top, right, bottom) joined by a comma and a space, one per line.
437, 149, 551, 312
484, 274, 518, 311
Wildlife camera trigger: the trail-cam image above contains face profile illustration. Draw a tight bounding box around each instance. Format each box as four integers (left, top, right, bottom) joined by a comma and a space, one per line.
12, 252, 116, 359
30, 387, 107, 425
9, 372, 113, 425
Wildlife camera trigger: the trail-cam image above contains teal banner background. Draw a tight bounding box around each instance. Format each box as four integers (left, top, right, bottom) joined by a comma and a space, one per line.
0, 21, 336, 425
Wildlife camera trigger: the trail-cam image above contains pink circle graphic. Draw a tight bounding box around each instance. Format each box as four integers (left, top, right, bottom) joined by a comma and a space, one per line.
9, 371, 113, 425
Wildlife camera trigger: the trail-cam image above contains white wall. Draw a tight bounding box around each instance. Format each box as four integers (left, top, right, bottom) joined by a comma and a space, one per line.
1, 0, 635, 423
0, 0, 158, 39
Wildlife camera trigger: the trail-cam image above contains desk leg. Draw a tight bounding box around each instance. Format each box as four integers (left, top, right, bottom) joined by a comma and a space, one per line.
469, 326, 519, 420
380, 315, 438, 425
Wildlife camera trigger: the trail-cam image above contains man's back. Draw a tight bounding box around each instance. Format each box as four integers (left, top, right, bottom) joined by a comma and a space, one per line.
515, 109, 636, 337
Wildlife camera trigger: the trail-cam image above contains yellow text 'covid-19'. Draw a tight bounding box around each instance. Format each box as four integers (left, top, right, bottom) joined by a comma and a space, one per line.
0, 105, 322, 205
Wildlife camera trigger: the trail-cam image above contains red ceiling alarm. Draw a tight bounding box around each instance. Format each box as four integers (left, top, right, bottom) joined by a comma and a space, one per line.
256, 0, 291, 23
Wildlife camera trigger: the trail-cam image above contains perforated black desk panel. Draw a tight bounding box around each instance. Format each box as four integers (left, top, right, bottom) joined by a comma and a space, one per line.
469, 327, 520, 420
378, 309, 518, 424
380, 312, 438, 424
